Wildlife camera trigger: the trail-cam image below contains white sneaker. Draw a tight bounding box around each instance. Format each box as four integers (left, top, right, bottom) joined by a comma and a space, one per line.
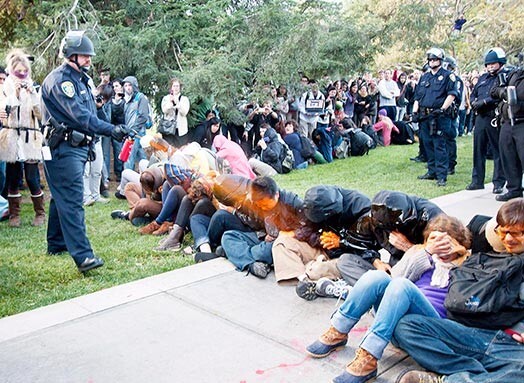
95, 196, 110, 204
83, 198, 95, 207
315, 278, 351, 299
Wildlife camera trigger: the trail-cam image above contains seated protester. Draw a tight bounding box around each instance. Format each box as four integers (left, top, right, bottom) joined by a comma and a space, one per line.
221, 176, 304, 278
360, 115, 380, 148
373, 108, 399, 146
271, 185, 371, 288
111, 165, 165, 226
337, 190, 445, 276
248, 124, 286, 176
191, 109, 218, 146
198, 117, 222, 150
467, 214, 505, 253
245, 100, 279, 155
306, 215, 471, 383
393, 198, 524, 383
390, 119, 415, 145
155, 175, 216, 251
213, 135, 256, 180
282, 120, 308, 170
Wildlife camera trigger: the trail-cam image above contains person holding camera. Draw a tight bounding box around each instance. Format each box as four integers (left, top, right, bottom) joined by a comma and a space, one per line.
413, 47, 458, 187
40, 31, 127, 273
245, 100, 279, 155
0, 49, 44, 228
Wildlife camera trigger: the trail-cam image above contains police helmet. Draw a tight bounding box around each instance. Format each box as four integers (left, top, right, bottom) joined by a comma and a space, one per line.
443, 56, 457, 70
426, 47, 445, 61
60, 30, 96, 58
484, 47, 506, 65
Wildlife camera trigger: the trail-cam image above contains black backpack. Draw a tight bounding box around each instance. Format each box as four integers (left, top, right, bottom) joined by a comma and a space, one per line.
444, 252, 524, 330
349, 129, 374, 156
362, 125, 378, 149
299, 134, 316, 159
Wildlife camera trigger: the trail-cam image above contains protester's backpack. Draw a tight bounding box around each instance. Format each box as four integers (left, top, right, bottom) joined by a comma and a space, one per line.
334, 138, 351, 159
362, 125, 378, 149
298, 134, 316, 159
280, 142, 294, 173
444, 252, 524, 330
134, 92, 154, 129
348, 129, 374, 156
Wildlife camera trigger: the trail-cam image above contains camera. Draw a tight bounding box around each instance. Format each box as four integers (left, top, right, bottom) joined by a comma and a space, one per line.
95, 95, 104, 103
20, 83, 28, 89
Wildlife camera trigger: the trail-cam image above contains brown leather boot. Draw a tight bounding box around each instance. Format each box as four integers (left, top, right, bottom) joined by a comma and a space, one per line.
139, 220, 161, 235
152, 221, 173, 236
154, 224, 184, 251
396, 369, 445, 383
306, 326, 348, 358
31, 194, 46, 226
8, 195, 22, 228
340, 347, 378, 381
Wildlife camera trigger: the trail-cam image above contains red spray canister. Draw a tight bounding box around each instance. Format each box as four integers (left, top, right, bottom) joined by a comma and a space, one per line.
118, 138, 134, 162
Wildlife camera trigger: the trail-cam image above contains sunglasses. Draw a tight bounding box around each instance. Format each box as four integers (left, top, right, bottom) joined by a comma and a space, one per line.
494, 225, 524, 239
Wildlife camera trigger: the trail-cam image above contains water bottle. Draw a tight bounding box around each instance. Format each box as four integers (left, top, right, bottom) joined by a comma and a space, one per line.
118, 138, 134, 162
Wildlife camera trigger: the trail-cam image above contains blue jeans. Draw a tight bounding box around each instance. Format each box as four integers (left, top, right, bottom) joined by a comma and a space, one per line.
331, 270, 440, 359
457, 109, 467, 136
156, 184, 186, 224
0, 161, 6, 193
394, 314, 524, 383
102, 135, 123, 181
208, 210, 252, 247
124, 136, 147, 171
190, 214, 211, 249
221, 230, 273, 271
315, 123, 333, 163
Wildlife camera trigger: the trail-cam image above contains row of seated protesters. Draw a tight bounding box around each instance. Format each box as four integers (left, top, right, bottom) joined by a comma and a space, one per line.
111, 152, 524, 383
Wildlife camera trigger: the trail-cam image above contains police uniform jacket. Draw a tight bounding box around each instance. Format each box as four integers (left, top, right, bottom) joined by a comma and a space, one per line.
41, 63, 114, 137
470, 71, 504, 116
415, 67, 458, 109
491, 68, 524, 123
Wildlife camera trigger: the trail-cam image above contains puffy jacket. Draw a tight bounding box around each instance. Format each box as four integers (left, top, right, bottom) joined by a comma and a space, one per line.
259, 127, 285, 174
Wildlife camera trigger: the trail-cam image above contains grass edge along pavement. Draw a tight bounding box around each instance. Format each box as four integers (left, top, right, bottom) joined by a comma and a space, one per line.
0, 137, 487, 318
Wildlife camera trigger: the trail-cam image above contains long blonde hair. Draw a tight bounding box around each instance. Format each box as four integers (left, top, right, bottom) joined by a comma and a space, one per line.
5, 49, 31, 77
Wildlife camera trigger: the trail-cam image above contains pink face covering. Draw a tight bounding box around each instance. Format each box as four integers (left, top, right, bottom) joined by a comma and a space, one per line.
13, 70, 28, 80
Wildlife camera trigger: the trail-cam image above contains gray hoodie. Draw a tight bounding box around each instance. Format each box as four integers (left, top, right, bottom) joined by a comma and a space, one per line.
123, 75, 150, 134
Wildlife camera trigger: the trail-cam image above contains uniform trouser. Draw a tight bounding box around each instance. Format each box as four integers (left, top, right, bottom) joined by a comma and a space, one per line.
271, 235, 324, 283
419, 116, 451, 181
221, 230, 273, 271
336, 252, 376, 286
44, 141, 93, 265
499, 121, 524, 195
446, 116, 458, 171
394, 314, 524, 383
471, 115, 505, 188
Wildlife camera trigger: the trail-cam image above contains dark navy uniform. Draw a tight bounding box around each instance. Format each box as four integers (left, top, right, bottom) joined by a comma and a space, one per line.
41, 63, 115, 268
469, 71, 506, 190
492, 68, 524, 200
447, 74, 463, 173
415, 67, 459, 183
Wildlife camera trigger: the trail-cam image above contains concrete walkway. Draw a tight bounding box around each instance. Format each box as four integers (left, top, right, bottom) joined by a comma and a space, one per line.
0, 186, 504, 383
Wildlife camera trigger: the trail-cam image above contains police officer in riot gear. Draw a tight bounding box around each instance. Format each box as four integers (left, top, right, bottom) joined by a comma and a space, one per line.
41, 31, 127, 273
442, 56, 462, 175
412, 47, 458, 187
491, 55, 524, 201
466, 48, 507, 194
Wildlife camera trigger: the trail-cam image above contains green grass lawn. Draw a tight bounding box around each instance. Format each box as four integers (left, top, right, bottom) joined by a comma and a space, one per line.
0, 136, 490, 318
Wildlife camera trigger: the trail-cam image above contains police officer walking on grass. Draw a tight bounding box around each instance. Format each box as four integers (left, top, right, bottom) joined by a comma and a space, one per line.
41, 31, 126, 273
466, 48, 507, 194
413, 47, 458, 187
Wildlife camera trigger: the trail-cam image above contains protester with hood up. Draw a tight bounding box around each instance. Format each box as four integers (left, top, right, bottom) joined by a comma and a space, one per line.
122, 75, 152, 171
248, 124, 286, 176
213, 135, 256, 180
286, 186, 375, 298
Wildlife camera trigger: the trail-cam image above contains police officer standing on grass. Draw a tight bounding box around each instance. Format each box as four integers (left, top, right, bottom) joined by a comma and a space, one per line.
466, 48, 507, 194
41, 31, 126, 273
442, 56, 462, 175
413, 47, 458, 187
491, 52, 524, 202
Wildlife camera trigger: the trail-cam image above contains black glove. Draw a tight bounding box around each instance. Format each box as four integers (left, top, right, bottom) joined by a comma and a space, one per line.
411, 112, 419, 123
111, 124, 127, 142
490, 86, 507, 101
471, 99, 485, 111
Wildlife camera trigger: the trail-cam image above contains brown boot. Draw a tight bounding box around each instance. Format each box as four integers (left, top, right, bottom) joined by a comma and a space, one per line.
154, 224, 184, 251
339, 347, 377, 381
152, 221, 173, 236
8, 195, 22, 228
396, 369, 445, 383
31, 194, 46, 226
139, 220, 161, 235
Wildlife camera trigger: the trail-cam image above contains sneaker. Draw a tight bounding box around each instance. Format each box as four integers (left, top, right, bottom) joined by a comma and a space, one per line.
111, 210, 129, 220
315, 278, 351, 299
215, 245, 226, 258
77, 256, 104, 273
296, 279, 318, 301
306, 326, 348, 358
95, 196, 110, 204
83, 197, 96, 207
333, 348, 377, 383
395, 369, 445, 383
131, 216, 152, 226
247, 261, 272, 279
114, 190, 126, 200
